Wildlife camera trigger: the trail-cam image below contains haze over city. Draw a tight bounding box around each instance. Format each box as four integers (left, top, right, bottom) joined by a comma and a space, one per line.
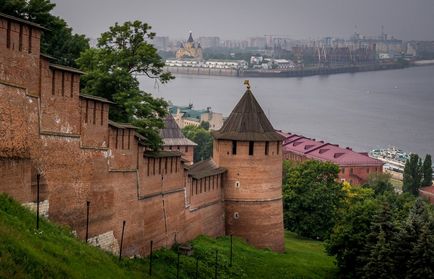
52, 0, 434, 41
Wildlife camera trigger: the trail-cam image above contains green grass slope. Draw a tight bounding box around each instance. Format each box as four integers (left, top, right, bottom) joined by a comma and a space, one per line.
0, 194, 337, 278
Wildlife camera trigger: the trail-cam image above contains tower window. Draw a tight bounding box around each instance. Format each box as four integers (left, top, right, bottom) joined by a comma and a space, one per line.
28, 27, 32, 53
6, 21, 11, 49
276, 141, 280, 155
18, 24, 23, 51
249, 141, 254, 155
232, 140, 237, 155
265, 141, 269, 155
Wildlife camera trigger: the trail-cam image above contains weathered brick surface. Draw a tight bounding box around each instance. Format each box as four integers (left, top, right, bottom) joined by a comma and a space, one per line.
39, 60, 81, 135
214, 139, 285, 252
80, 99, 109, 148
0, 159, 32, 202
225, 199, 284, 252
0, 19, 41, 96
0, 14, 284, 257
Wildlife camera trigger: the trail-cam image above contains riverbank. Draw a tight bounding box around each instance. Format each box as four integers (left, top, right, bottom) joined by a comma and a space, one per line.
165, 62, 405, 78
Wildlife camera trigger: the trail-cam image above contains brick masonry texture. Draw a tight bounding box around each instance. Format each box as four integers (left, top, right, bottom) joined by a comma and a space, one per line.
0, 14, 284, 255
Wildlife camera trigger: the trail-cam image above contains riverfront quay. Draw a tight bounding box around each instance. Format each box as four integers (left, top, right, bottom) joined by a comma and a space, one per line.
165, 62, 405, 78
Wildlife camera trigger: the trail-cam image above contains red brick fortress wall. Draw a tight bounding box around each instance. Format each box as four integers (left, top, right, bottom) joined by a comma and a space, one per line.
0, 14, 225, 257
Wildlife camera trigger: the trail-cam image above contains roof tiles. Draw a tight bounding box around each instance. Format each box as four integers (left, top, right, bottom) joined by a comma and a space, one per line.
280, 131, 383, 167
212, 89, 285, 141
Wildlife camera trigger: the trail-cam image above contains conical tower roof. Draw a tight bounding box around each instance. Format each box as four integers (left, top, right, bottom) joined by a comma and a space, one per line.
187, 31, 194, 43
160, 114, 197, 146
211, 84, 285, 141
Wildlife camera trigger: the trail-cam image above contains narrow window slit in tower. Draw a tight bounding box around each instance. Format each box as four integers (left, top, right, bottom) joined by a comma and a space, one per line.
265, 141, 269, 155
101, 104, 104, 125
127, 129, 130, 149
61, 71, 65, 96
232, 140, 237, 155
6, 21, 11, 49
121, 129, 124, 149
249, 141, 254, 155
70, 74, 74, 97
85, 100, 88, 123
28, 27, 32, 53
51, 70, 56, 95
93, 101, 96, 124
18, 24, 23, 51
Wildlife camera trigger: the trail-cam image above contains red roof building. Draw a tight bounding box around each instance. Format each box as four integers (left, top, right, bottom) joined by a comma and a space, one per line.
419, 186, 434, 204
279, 131, 384, 185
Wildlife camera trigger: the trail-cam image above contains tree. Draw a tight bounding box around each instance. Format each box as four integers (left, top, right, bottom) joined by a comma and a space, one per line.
0, 0, 89, 67
361, 202, 399, 279
394, 199, 432, 278
362, 229, 397, 279
200, 121, 210, 130
77, 21, 174, 150
326, 196, 379, 278
182, 125, 212, 162
422, 154, 432, 186
282, 160, 345, 240
406, 221, 434, 279
364, 172, 395, 195
403, 154, 423, 196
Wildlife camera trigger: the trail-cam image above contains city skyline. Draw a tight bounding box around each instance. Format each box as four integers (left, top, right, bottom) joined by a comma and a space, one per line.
51, 0, 434, 42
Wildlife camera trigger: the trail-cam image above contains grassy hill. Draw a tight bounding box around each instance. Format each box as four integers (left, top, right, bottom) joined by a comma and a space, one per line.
0, 194, 337, 278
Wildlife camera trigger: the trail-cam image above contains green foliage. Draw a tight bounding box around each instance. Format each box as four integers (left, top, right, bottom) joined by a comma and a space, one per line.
403, 154, 423, 196
327, 191, 434, 279
363, 172, 395, 196
0, 194, 337, 278
182, 125, 213, 162
282, 160, 345, 240
0, 0, 89, 67
326, 196, 379, 277
199, 121, 210, 130
361, 202, 399, 278
422, 154, 433, 186
77, 21, 174, 150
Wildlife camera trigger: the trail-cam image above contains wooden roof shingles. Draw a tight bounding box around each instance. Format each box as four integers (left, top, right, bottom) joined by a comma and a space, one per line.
187, 159, 226, 179
211, 89, 285, 141
160, 114, 197, 146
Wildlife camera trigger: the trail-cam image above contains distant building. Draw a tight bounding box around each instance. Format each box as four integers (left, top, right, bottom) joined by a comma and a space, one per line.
249, 37, 267, 49
419, 186, 434, 204
170, 104, 224, 130
153, 36, 170, 51
198, 36, 220, 48
279, 132, 384, 185
165, 59, 201, 67
204, 59, 247, 69
176, 32, 203, 60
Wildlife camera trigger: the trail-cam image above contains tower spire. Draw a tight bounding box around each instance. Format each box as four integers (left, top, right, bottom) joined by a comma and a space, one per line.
243, 80, 251, 90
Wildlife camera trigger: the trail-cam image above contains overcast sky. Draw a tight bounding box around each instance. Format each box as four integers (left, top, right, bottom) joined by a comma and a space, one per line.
52, 0, 434, 41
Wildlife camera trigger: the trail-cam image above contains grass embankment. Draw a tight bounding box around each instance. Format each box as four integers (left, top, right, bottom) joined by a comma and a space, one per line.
0, 194, 337, 278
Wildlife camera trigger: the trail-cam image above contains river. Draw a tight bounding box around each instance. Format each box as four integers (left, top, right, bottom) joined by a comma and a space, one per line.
139, 65, 434, 157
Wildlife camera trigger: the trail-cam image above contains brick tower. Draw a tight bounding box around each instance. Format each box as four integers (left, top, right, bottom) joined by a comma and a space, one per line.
212, 81, 285, 252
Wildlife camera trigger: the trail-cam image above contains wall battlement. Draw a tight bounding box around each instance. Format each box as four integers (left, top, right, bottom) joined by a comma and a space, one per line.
0, 13, 225, 256
0, 13, 284, 255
